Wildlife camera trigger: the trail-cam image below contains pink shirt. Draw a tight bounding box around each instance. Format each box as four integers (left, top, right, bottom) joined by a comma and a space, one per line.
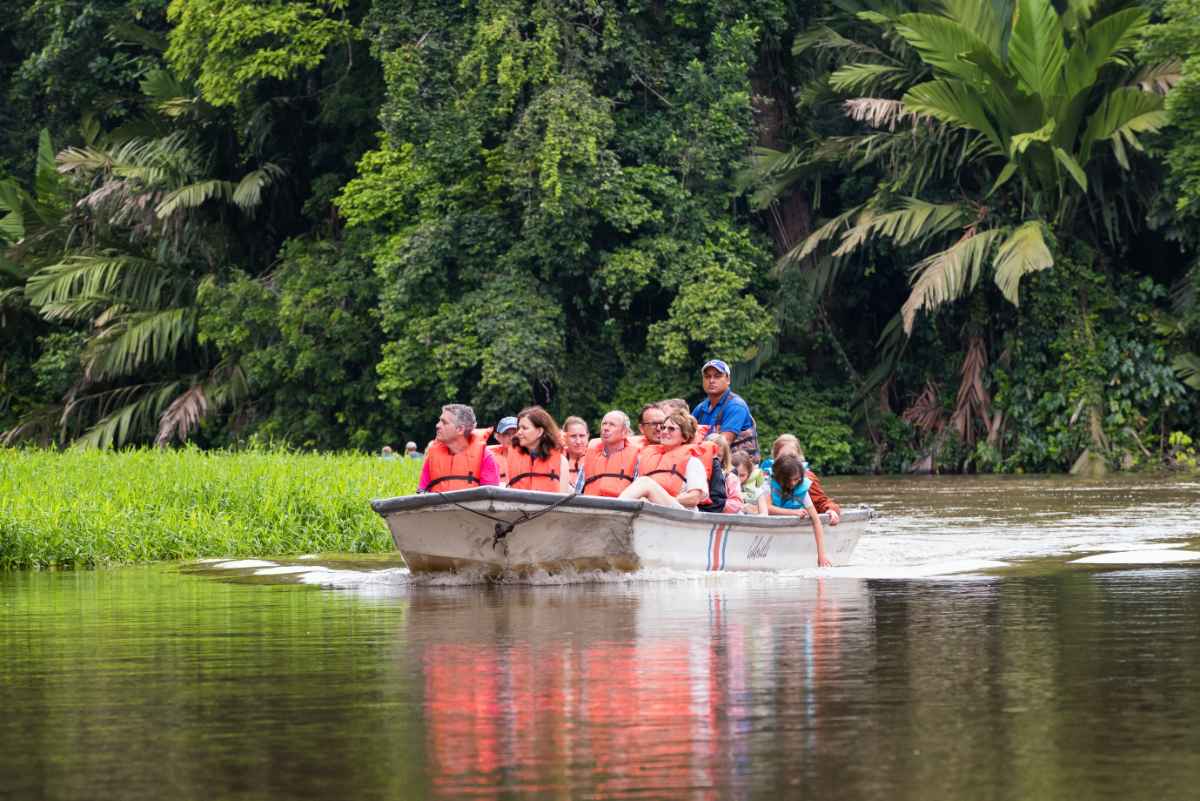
418, 449, 501, 492
722, 472, 745, 514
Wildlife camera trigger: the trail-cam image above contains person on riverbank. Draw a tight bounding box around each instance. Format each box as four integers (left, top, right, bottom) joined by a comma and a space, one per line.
507, 406, 571, 492
563, 416, 589, 492
691, 359, 760, 461
618, 411, 708, 509
763, 434, 841, 525
581, 410, 641, 497
418, 404, 500, 492
756, 454, 831, 567
631, 403, 666, 448
488, 416, 518, 485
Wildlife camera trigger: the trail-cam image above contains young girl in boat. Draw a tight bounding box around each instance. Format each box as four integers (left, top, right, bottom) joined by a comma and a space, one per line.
506, 406, 572, 493
757, 454, 831, 567
730, 451, 762, 511
713, 437, 745, 514
618, 411, 709, 509
763, 434, 842, 525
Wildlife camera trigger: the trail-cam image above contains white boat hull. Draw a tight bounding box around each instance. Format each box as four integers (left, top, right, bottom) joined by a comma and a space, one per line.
371, 487, 872, 575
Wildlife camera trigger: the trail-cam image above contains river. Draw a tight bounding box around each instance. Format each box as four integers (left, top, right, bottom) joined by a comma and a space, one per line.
2, 475, 1199, 800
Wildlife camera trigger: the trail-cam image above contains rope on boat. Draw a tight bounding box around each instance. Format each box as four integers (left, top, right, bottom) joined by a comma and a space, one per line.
433, 491, 578, 552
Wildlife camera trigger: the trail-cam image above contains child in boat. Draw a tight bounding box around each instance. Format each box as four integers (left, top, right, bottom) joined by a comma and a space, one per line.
756, 454, 831, 567
763, 434, 842, 525
730, 451, 763, 510
713, 437, 744, 514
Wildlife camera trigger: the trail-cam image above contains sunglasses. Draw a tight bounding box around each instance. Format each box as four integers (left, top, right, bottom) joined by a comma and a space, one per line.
659, 424, 681, 433
640, 420, 663, 428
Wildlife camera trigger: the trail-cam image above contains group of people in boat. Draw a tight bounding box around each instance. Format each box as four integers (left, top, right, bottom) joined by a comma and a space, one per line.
416, 359, 839, 566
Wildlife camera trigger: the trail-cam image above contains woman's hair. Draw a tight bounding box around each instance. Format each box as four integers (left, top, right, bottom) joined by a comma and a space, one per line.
516, 405, 562, 457
562, 415, 588, 433
772, 454, 805, 499
662, 410, 697, 444
658, 398, 689, 415
731, 450, 753, 475
771, 433, 804, 460
712, 435, 733, 470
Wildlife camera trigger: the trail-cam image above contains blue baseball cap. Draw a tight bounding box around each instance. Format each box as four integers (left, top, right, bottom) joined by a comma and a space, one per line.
496, 416, 519, 433
701, 359, 731, 376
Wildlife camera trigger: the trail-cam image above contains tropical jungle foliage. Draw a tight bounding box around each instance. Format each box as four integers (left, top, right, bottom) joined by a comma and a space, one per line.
3, 0, 1200, 475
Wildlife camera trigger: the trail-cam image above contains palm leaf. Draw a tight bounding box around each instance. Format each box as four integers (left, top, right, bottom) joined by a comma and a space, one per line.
992, 220, 1053, 304
830, 63, 908, 94
155, 179, 235, 219
894, 13, 1003, 87
1128, 59, 1183, 95
1064, 8, 1150, 100
901, 229, 1005, 333
834, 198, 968, 257
1173, 353, 1200, 391
85, 307, 197, 380
230, 163, 285, 210
25, 255, 166, 312
1080, 87, 1167, 166
1009, 0, 1068, 100
843, 98, 913, 130
71, 382, 182, 449
903, 79, 1004, 151
787, 206, 862, 265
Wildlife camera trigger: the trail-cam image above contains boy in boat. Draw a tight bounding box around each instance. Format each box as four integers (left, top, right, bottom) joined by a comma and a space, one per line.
418, 404, 501, 493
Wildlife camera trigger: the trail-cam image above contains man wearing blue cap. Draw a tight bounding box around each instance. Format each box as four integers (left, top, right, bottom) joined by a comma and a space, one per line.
691, 359, 760, 461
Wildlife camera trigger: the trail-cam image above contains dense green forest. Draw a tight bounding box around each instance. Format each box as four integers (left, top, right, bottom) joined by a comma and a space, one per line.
3, 0, 1200, 474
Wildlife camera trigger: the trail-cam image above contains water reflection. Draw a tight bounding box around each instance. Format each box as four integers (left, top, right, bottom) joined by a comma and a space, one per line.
409, 580, 872, 799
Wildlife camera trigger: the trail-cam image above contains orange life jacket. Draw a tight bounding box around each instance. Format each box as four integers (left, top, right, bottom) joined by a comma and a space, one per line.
581, 438, 642, 497
636, 443, 697, 497
696, 439, 718, 480
424, 436, 488, 492
506, 447, 563, 492
486, 444, 509, 484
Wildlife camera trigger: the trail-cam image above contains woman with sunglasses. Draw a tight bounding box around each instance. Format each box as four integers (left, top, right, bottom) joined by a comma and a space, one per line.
618, 411, 708, 508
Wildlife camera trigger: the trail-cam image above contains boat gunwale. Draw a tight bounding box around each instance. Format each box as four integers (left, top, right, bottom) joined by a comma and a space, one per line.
371, 485, 872, 528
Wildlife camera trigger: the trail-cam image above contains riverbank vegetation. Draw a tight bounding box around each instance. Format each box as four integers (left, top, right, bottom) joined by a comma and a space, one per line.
0, 448, 411, 568
4, 1, 1200, 476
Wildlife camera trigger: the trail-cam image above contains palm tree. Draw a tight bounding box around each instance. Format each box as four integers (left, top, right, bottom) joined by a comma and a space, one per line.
749, 0, 1176, 465
3, 77, 280, 448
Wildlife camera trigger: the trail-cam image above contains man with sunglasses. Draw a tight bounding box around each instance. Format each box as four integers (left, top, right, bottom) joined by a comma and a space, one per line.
631, 403, 666, 448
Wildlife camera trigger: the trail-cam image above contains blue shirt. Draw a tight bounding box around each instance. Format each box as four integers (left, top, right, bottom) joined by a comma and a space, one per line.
768, 476, 811, 509
692, 390, 753, 435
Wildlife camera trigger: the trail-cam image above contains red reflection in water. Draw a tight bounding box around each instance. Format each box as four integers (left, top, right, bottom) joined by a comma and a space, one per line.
420, 582, 846, 798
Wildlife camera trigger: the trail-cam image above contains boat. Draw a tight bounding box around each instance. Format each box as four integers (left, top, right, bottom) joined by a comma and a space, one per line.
370, 486, 872, 575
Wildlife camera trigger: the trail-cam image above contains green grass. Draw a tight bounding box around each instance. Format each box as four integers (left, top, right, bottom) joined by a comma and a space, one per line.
0, 448, 421, 569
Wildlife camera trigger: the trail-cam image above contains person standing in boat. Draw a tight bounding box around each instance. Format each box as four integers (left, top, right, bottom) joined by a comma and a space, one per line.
756, 453, 831, 567
562, 416, 590, 492
581, 410, 642, 498
507, 406, 572, 493
418, 404, 501, 493
691, 359, 760, 461
618, 411, 709, 509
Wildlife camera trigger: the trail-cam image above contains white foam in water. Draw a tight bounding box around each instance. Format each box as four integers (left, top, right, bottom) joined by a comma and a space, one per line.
212, 559, 278, 569
1070, 550, 1200, 565
253, 565, 332, 576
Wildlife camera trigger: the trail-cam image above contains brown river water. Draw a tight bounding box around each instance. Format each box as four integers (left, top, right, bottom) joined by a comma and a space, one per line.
2, 475, 1200, 800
